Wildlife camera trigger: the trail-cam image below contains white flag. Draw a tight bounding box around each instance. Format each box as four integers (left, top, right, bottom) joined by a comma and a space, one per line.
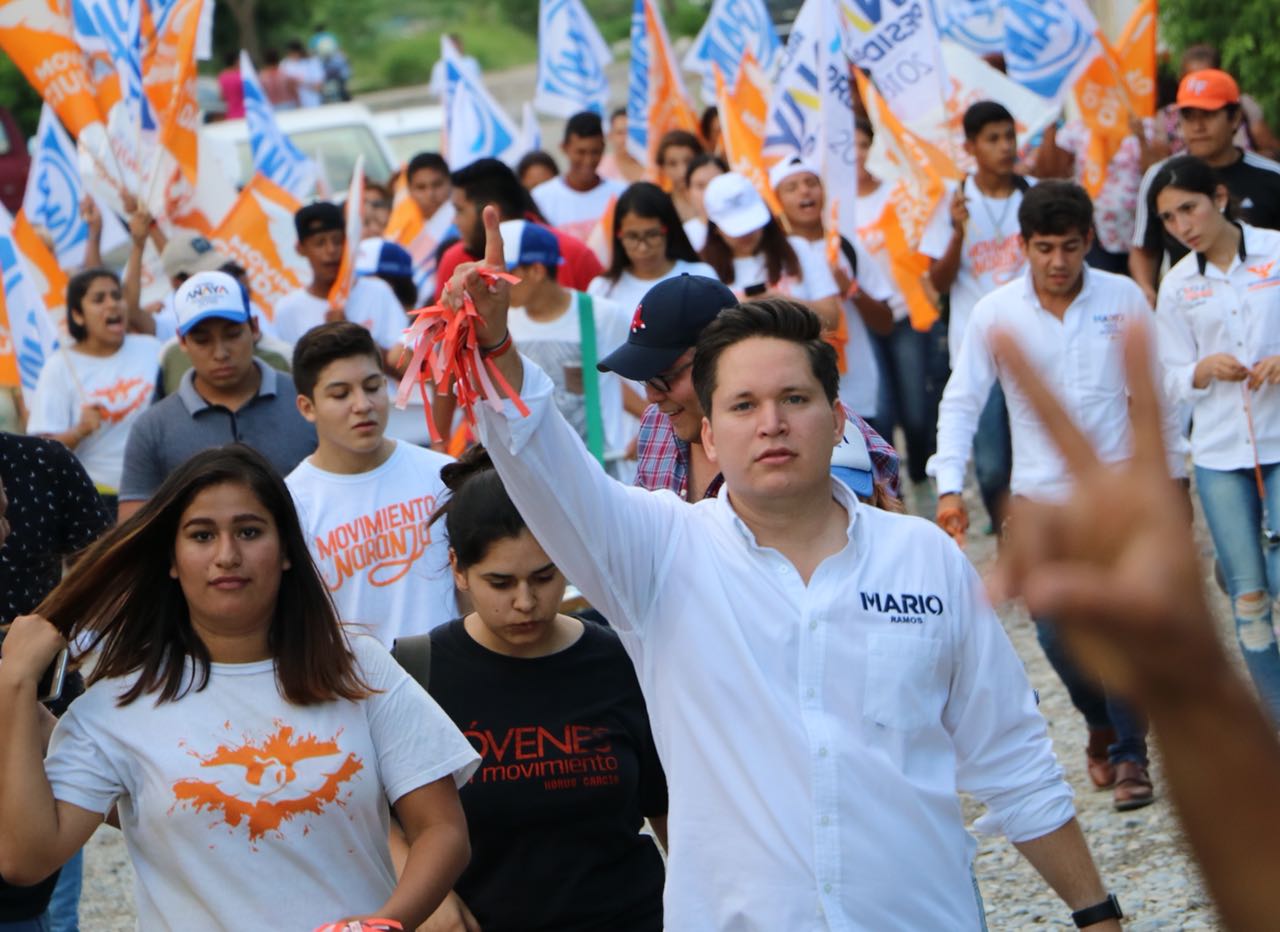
930, 0, 1004, 54
0, 206, 62, 407
241, 51, 317, 200
838, 0, 949, 126
534, 0, 613, 119
1002, 0, 1099, 101
816, 1, 860, 244
22, 106, 129, 269
519, 101, 543, 157
442, 37, 521, 168
682, 0, 782, 105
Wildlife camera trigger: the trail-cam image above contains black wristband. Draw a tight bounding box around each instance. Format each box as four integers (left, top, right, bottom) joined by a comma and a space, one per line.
1072, 893, 1123, 928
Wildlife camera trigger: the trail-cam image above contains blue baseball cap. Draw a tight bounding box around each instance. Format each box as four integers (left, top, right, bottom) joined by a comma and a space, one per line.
498, 220, 562, 270
173, 271, 251, 337
356, 238, 414, 279
597, 274, 739, 381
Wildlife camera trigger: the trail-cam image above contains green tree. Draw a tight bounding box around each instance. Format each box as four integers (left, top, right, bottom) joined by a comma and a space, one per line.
0, 54, 44, 139
1160, 0, 1280, 125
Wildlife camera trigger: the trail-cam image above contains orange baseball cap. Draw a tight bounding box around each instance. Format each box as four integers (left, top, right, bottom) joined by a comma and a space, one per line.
1177, 69, 1241, 111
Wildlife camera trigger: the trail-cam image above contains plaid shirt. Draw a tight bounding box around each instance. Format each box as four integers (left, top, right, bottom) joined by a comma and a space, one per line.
634, 404, 902, 501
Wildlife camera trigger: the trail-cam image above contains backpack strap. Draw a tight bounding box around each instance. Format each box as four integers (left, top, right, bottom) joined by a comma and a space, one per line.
575, 291, 607, 465
390, 634, 433, 691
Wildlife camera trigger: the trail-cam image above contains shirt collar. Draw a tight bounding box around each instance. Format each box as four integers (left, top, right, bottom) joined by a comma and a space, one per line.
718, 475, 861, 552
1019, 264, 1096, 313
1195, 220, 1249, 276
179, 358, 276, 414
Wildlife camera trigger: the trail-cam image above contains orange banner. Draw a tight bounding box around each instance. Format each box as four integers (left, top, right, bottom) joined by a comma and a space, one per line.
643, 0, 701, 169
1115, 0, 1157, 119
714, 53, 782, 217
0, 0, 104, 137
12, 210, 69, 315
1072, 44, 1131, 199
328, 158, 365, 311
210, 174, 304, 321
855, 69, 957, 332
147, 0, 202, 189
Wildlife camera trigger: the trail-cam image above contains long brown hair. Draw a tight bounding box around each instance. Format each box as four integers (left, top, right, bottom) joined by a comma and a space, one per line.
699, 217, 800, 286
37, 445, 369, 706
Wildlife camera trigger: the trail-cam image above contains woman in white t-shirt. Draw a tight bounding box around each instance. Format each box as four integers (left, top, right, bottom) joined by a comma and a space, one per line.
587, 182, 718, 314
699, 172, 841, 329
28, 268, 160, 509
0, 446, 478, 930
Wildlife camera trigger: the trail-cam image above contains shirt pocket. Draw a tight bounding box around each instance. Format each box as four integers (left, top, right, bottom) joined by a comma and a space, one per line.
862, 633, 946, 731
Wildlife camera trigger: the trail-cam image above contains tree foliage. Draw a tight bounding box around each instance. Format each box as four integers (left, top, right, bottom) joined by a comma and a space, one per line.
1160, 0, 1280, 125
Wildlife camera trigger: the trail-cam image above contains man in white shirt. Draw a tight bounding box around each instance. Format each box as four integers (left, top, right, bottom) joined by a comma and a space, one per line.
929, 181, 1186, 811
531, 111, 627, 246
921, 101, 1032, 529
435, 206, 1127, 931
280, 40, 324, 108
499, 219, 637, 473
274, 202, 408, 369
286, 321, 456, 644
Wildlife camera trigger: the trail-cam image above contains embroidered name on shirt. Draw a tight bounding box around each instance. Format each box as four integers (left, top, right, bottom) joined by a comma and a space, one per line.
860, 591, 944, 624
1181, 283, 1213, 303
1093, 312, 1125, 337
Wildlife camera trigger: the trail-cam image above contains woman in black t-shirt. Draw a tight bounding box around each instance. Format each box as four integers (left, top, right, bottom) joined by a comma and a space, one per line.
422, 447, 667, 932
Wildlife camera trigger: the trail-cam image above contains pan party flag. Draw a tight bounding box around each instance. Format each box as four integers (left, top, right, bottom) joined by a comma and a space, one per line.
328, 156, 365, 313
241, 50, 317, 201
534, 0, 613, 119
1115, 0, 1156, 119
714, 52, 780, 215
0, 205, 63, 405
683, 0, 781, 106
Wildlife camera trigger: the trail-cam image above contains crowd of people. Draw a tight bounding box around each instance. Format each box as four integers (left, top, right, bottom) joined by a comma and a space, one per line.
1, 37, 1280, 932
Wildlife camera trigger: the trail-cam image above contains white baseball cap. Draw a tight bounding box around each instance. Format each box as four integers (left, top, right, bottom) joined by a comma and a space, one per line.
768, 153, 821, 192
173, 270, 251, 337
831, 423, 874, 498
704, 172, 773, 238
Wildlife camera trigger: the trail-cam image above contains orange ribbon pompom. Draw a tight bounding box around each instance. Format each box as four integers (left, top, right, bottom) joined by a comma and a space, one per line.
395, 268, 528, 442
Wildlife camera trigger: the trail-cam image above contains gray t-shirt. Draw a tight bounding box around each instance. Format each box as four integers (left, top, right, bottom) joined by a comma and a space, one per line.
119, 360, 316, 502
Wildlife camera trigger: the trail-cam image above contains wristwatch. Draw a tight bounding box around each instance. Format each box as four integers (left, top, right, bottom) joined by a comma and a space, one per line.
1071, 893, 1123, 927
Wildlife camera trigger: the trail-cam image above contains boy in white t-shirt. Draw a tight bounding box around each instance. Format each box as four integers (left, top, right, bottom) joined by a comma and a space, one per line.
286, 322, 457, 645
920, 100, 1030, 528
500, 220, 638, 474
274, 201, 408, 364
531, 111, 627, 247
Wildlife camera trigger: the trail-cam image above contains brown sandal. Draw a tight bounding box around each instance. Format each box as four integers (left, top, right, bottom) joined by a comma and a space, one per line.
1112, 761, 1155, 811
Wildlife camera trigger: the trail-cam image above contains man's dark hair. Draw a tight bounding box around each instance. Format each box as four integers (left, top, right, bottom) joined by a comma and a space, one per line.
1018, 180, 1094, 240
693, 299, 838, 416
450, 158, 532, 221
407, 152, 449, 184
609, 106, 627, 123
516, 150, 559, 185
700, 105, 719, 142
563, 111, 604, 144
963, 100, 1015, 140
854, 118, 873, 141
286, 39, 305, 54
292, 321, 383, 398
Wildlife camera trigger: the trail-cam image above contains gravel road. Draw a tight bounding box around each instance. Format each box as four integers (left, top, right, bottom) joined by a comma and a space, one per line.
76, 477, 1226, 930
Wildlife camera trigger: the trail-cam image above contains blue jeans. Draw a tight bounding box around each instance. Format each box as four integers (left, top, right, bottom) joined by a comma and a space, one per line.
44, 848, 81, 932
974, 383, 1013, 527
1035, 619, 1148, 765
1195, 463, 1280, 719
873, 318, 948, 483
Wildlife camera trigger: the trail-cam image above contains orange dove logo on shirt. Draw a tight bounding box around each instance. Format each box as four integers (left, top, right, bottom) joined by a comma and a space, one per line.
90, 377, 152, 424
1249, 261, 1276, 279
171, 722, 363, 843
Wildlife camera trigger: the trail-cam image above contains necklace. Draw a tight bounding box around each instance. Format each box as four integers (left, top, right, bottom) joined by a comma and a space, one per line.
971, 176, 1016, 236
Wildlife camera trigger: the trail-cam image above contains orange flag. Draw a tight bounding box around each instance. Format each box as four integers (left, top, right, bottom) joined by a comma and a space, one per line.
1116, 0, 1157, 119
146, 0, 203, 190
714, 54, 782, 216
12, 211, 69, 318
643, 0, 701, 169
855, 69, 958, 332
328, 157, 366, 312
210, 174, 305, 322
0, 0, 104, 137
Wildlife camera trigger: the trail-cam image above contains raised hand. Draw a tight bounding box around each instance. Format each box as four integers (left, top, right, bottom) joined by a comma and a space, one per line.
441, 204, 511, 348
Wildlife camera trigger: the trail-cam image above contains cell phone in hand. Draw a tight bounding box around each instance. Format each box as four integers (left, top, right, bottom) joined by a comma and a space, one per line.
38, 648, 69, 703
744, 283, 767, 297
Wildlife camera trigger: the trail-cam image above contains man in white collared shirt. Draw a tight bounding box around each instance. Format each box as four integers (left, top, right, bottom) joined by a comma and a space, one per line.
435, 206, 1126, 931
930, 181, 1186, 812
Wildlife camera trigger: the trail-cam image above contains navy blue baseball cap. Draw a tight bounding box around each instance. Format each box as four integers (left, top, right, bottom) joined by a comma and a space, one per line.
597, 274, 738, 381
357, 238, 414, 279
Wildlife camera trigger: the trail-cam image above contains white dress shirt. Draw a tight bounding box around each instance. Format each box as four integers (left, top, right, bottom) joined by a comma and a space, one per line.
477, 358, 1074, 931
929, 267, 1186, 502
1156, 223, 1280, 471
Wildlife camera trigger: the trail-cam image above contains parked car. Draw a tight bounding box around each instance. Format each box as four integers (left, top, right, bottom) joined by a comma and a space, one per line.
0, 108, 32, 214
200, 102, 398, 196
373, 106, 444, 168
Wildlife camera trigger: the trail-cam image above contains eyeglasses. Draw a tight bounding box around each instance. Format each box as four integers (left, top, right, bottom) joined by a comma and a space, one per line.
620, 228, 668, 247
645, 358, 693, 394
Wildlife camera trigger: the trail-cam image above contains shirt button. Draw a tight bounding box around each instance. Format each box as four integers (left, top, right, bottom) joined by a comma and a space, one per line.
819, 746, 829, 758
807, 687, 816, 699
824, 883, 833, 894
820, 815, 830, 826
809, 620, 818, 631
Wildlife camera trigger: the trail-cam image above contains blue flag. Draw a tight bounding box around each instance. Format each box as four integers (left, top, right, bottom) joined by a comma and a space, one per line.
240, 51, 317, 200
535, 0, 613, 119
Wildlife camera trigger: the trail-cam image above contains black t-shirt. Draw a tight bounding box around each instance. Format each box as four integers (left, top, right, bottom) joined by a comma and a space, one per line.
0, 432, 111, 623
429, 618, 667, 932
0, 433, 108, 918
1142, 149, 1280, 265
